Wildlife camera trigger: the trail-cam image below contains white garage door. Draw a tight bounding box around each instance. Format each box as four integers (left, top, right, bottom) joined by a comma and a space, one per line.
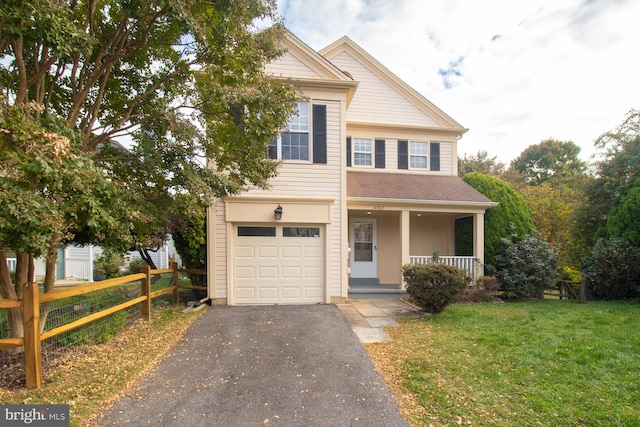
233, 225, 324, 305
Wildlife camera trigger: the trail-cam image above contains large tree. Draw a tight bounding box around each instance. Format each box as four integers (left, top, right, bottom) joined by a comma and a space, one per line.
520, 183, 586, 267
0, 0, 297, 337
0, 98, 132, 337
606, 179, 640, 246
576, 110, 640, 250
458, 149, 506, 177
510, 139, 587, 186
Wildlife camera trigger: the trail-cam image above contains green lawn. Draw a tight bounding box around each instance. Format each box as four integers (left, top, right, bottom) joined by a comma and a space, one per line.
368, 300, 640, 427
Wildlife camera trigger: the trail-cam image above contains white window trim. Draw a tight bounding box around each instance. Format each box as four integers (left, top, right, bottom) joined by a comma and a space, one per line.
271, 101, 311, 162
353, 138, 373, 168
409, 141, 428, 169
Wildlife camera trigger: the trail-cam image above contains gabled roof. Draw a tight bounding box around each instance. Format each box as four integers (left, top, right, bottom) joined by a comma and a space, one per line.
282, 31, 354, 82
347, 172, 496, 207
266, 30, 359, 104
320, 36, 467, 133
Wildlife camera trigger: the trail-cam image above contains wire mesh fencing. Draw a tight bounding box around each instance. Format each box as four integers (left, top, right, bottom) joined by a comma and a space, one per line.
0, 268, 200, 389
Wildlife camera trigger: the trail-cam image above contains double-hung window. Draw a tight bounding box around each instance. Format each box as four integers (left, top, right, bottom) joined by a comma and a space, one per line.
353, 138, 373, 166
410, 141, 428, 169
269, 101, 310, 161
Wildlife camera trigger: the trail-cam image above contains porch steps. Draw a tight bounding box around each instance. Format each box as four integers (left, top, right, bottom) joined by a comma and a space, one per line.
349, 278, 381, 287
348, 279, 405, 299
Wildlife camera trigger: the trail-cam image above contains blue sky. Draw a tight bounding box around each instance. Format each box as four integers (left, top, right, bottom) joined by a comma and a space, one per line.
276, 0, 640, 163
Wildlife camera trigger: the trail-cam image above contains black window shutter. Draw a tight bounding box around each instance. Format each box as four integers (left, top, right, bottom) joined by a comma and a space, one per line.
375, 139, 385, 168
398, 140, 408, 170
312, 104, 327, 164
346, 137, 352, 167
230, 105, 243, 126
268, 137, 278, 160
430, 142, 440, 171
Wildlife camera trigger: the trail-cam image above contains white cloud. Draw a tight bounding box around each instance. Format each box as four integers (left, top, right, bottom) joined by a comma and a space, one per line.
277, 0, 640, 163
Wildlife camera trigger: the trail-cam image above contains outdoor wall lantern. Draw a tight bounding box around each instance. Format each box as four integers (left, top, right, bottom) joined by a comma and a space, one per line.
274, 204, 283, 221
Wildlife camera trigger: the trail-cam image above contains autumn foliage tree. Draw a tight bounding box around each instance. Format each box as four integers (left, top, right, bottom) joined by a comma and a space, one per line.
0, 0, 297, 338
506, 139, 590, 268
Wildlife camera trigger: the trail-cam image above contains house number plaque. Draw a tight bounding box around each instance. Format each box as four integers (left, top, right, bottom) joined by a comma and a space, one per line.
373, 205, 385, 210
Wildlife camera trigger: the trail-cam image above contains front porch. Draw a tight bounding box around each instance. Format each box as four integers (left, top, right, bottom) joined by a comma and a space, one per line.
348, 255, 479, 299
345, 172, 496, 301
347, 203, 484, 290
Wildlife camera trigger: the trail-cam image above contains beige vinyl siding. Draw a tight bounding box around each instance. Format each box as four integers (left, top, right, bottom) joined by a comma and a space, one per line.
386, 139, 398, 172
347, 137, 454, 175
234, 100, 343, 298
214, 200, 227, 299
437, 141, 454, 175
265, 50, 322, 80
331, 51, 440, 128
410, 216, 455, 256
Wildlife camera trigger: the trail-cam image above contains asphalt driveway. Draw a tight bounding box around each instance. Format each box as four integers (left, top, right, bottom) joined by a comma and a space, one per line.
94, 305, 409, 426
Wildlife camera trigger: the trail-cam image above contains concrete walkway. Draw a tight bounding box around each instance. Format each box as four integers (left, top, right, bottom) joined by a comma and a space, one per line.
336, 299, 422, 343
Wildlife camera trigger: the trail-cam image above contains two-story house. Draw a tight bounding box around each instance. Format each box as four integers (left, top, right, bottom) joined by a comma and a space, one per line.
206, 31, 496, 305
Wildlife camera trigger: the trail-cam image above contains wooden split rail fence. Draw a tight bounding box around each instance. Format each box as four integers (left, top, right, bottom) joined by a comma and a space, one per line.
0, 262, 206, 389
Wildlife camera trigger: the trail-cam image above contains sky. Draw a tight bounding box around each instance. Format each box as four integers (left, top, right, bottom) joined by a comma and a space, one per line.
276, 0, 640, 164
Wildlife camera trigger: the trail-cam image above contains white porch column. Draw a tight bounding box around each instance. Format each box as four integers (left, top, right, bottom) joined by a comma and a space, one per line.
400, 210, 410, 288
473, 212, 485, 280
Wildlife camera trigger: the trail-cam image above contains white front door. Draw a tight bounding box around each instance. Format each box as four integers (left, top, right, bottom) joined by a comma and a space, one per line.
349, 218, 377, 278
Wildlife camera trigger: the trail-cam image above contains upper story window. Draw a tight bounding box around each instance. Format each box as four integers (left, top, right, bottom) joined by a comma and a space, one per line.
397, 140, 440, 171
410, 141, 428, 169
269, 101, 310, 161
353, 138, 372, 166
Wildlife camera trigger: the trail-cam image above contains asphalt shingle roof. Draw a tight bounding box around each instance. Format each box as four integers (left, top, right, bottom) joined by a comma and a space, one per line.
347, 171, 494, 204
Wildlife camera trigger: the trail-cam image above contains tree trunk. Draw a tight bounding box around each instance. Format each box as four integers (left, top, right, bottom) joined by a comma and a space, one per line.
14, 252, 30, 300
35, 239, 58, 333
137, 248, 158, 270
0, 252, 24, 351
138, 248, 161, 283
43, 244, 57, 293
39, 243, 58, 332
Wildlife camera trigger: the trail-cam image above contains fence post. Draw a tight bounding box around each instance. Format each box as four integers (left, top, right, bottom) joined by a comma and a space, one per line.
141, 266, 151, 322
580, 278, 587, 303
23, 282, 42, 389
172, 261, 179, 304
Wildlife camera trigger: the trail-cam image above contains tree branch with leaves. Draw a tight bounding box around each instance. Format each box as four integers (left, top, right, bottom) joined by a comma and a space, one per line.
0, 0, 297, 340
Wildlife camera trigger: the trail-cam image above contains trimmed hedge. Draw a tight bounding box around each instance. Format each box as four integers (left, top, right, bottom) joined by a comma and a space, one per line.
403, 263, 469, 313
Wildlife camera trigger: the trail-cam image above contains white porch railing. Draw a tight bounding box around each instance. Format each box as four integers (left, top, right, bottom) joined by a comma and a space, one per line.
409, 256, 480, 283
6, 257, 17, 272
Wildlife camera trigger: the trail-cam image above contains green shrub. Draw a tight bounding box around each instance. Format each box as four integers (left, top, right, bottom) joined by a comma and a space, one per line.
581, 237, 640, 299
457, 275, 500, 303
126, 257, 148, 274
494, 231, 558, 299
476, 275, 500, 291
94, 249, 125, 279
402, 263, 469, 313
